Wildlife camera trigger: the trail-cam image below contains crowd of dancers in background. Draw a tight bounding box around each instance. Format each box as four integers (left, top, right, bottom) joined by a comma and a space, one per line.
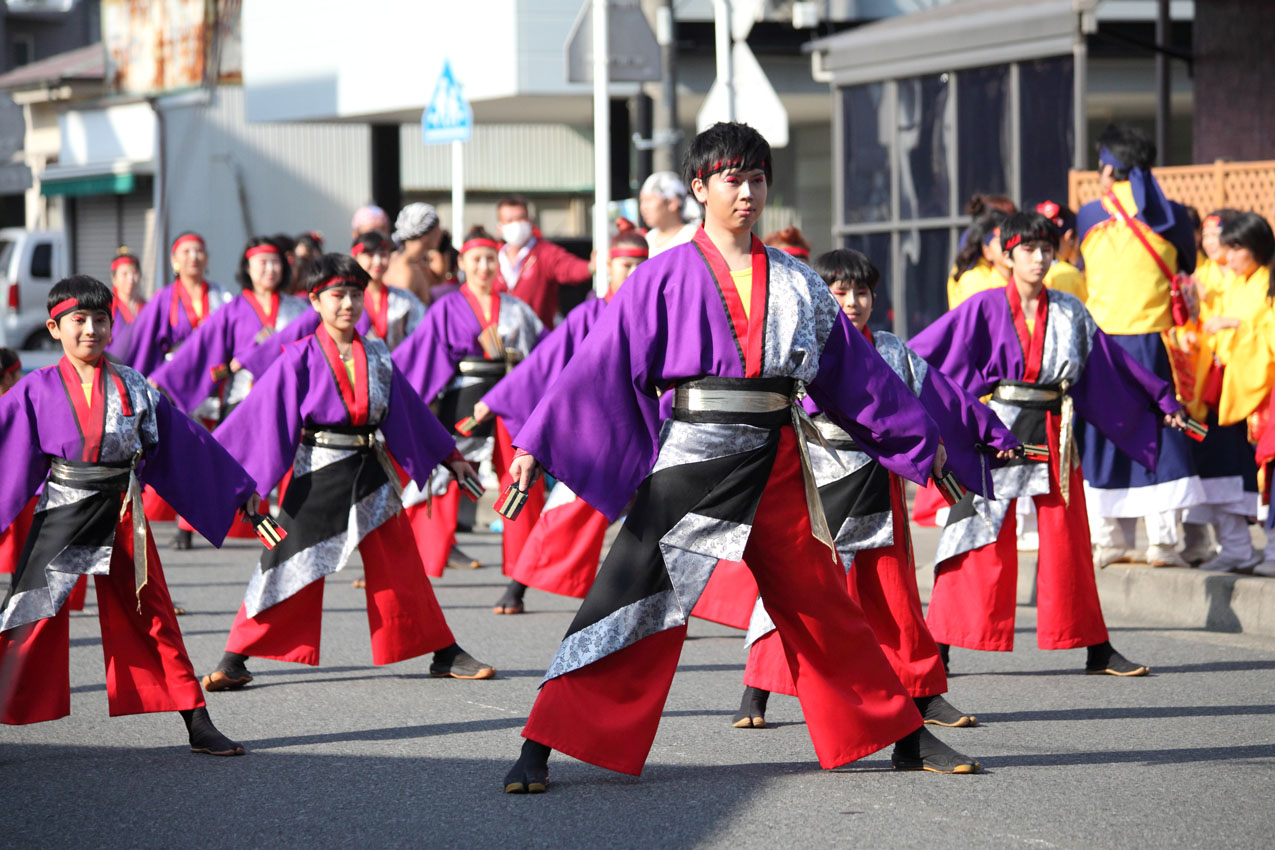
0, 121, 1270, 793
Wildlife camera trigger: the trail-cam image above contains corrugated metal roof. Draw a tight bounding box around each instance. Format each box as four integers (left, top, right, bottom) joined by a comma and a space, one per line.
0, 43, 105, 90
401, 123, 594, 192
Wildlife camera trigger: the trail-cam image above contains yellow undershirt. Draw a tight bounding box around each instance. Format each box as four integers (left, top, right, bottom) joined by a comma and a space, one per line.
81, 383, 93, 405
730, 268, 754, 320
342, 359, 357, 386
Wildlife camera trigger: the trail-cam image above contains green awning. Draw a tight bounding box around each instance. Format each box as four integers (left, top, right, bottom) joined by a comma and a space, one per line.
40, 172, 135, 197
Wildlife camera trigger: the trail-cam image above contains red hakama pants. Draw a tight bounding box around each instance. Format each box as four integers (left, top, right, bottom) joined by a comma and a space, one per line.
522, 429, 920, 775
507, 495, 610, 599
407, 418, 545, 578
744, 473, 947, 698
926, 415, 1109, 652
0, 498, 36, 575
224, 511, 455, 666
689, 559, 759, 631
0, 509, 204, 725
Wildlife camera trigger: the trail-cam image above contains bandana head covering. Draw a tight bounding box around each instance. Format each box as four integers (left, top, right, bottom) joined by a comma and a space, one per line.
393, 203, 440, 243
1099, 146, 1176, 236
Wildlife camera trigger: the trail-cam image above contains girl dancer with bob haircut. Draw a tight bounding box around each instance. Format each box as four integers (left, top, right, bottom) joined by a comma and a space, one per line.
501, 122, 982, 794
202, 254, 496, 691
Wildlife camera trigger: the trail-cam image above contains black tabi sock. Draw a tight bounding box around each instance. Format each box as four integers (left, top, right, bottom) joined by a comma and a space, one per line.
507, 580, 527, 601
894, 726, 960, 762
504, 738, 552, 792
433, 642, 462, 665
915, 694, 976, 726
216, 651, 251, 679
180, 707, 242, 754
1086, 641, 1114, 668
739, 686, 769, 717
937, 643, 950, 670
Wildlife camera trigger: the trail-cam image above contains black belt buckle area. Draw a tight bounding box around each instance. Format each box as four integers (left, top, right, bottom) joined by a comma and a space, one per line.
495, 483, 529, 520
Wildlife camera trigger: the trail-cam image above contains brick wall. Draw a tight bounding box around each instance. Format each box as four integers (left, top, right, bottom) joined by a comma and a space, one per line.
1193, 0, 1275, 163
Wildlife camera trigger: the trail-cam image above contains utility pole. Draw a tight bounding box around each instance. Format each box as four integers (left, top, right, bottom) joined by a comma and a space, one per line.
643, 0, 679, 174
1154, 0, 1170, 165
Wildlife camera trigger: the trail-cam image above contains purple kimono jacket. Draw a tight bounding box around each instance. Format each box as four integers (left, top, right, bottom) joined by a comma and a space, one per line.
517, 241, 941, 683
234, 310, 371, 380
908, 285, 1181, 562
0, 361, 256, 631
123, 280, 234, 375
215, 333, 455, 615
481, 296, 609, 437
150, 292, 310, 414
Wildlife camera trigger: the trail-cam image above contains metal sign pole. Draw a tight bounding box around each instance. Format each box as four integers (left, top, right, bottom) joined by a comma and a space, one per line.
714, 0, 733, 122
452, 140, 465, 241
592, 0, 610, 297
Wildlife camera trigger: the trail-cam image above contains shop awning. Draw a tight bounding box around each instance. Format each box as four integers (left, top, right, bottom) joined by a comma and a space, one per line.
39, 159, 152, 197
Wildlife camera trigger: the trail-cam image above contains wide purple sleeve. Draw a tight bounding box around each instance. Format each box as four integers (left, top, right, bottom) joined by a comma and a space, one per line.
392, 304, 467, 401
481, 306, 592, 436
0, 380, 51, 532
806, 313, 938, 486
236, 310, 320, 378
906, 302, 1000, 396
1069, 328, 1179, 470
149, 306, 234, 413
124, 289, 174, 375
513, 284, 663, 521
213, 346, 308, 494
917, 367, 1018, 496
139, 393, 257, 547
380, 366, 457, 487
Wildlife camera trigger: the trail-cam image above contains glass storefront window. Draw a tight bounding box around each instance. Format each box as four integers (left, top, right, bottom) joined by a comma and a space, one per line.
897, 74, 951, 221
902, 228, 951, 337
1019, 56, 1075, 209
957, 65, 1011, 206
843, 232, 893, 334
842, 83, 891, 224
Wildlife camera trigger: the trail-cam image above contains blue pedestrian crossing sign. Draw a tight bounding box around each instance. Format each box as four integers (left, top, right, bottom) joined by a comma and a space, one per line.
422, 60, 473, 145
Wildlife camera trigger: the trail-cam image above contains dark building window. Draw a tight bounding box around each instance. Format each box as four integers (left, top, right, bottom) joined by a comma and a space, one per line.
956, 65, 1011, 205
1019, 56, 1075, 208
842, 83, 891, 224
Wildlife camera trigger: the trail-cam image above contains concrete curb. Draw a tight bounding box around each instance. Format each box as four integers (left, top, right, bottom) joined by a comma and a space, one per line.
1013, 562, 1275, 638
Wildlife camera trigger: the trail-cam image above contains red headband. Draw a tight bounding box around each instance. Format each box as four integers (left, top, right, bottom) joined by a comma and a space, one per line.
49, 298, 80, 320
461, 238, 500, 254
1036, 201, 1060, 220
1004, 234, 1022, 251
696, 157, 768, 179
779, 245, 810, 258
246, 244, 280, 260
1, 359, 19, 377
172, 234, 205, 253
351, 242, 367, 257
1203, 215, 1221, 228
111, 255, 138, 272
609, 245, 649, 259
311, 275, 365, 295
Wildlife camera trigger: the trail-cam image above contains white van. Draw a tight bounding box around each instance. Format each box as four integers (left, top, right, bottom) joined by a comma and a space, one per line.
0, 229, 69, 350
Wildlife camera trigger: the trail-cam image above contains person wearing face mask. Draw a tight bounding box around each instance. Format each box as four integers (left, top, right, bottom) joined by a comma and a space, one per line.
393, 226, 547, 584
494, 195, 593, 327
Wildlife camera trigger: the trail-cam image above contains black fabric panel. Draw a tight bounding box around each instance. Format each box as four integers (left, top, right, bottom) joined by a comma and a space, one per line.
3, 492, 117, 606
436, 377, 500, 438
817, 460, 892, 528
261, 451, 389, 571
564, 430, 781, 638
1002, 406, 1048, 468
943, 488, 980, 525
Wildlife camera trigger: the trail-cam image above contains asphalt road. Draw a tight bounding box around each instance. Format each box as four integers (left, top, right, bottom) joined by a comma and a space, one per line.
4, 520, 1274, 850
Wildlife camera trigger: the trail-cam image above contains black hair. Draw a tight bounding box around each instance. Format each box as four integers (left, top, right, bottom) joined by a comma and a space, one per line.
967, 194, 1016, 217
271, 233, 297, 255
304, 253, 371, 293
463, 224, 499, 246
351, 230, 393, 255
235, 236, 293, 291
682, 122, 773, 189
496, 194, 531, 215
1205, 208, 1242, 229
953, 208, 1009, 274
48, 275, 113, 317
1096, 123, 1155, 178
813, 249, 879, 294
0, 346, 20, 373
296, 232, 324, 254
1185, 205, 1202, 234
1000, 212, 1059, 254
1219, 212, 1275, 298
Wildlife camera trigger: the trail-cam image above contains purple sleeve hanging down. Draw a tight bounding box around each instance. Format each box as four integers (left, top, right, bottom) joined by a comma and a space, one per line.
805, 313, 939, 486
916, 367, 1018, 495
392, 292, 485, 401
481, 298, 606, 436
0, 376, 52, 532
139, 391, 257, 547
105, 307, 137, 361
1069, 328, 1180, 470
149, 300, 240, 413
124, 286, 179, 374
380, 365, 459, 488
214, 342, 311, 495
